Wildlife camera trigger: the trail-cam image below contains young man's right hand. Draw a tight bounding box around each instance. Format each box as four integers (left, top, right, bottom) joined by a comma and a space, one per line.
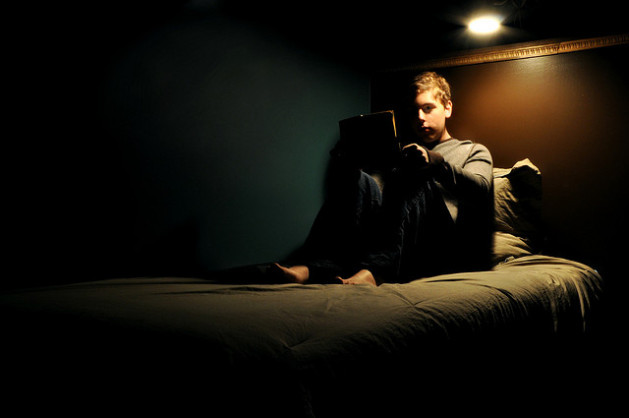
402, 143, 430, 167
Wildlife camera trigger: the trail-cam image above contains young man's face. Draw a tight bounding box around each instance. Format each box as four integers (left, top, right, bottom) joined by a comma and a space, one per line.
409, 88, 452, 144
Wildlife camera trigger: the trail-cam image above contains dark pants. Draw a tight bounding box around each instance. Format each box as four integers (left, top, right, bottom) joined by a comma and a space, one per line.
287, 164, 458, 283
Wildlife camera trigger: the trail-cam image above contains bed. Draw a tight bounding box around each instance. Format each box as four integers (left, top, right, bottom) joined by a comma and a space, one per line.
1, 160, 605, 417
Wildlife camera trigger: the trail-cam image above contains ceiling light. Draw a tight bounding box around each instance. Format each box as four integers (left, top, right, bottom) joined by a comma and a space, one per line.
469, 16, 501, 34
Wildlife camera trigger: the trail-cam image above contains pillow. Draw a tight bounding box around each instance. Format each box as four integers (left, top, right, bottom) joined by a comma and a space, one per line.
492, 158, 543, 264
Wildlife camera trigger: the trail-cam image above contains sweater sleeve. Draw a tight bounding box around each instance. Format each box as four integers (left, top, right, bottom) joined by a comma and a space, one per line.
437, 143, 493, 197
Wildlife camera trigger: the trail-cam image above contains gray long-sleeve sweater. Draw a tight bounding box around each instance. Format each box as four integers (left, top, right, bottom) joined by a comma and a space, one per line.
429, 138, 493, 223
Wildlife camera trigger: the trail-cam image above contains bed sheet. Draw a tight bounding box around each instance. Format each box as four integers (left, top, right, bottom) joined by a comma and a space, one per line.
2, 256, 601, 341
0, 255, 604, 416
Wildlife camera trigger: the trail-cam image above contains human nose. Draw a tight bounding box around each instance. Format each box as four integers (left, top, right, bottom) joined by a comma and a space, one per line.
417, 108, 426, 121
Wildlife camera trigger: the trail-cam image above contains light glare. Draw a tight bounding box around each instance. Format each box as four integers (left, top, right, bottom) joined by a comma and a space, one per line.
469, 17, 501, 34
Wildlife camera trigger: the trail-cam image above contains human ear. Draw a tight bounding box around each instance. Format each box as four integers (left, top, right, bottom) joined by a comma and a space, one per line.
444, 101, 453, 118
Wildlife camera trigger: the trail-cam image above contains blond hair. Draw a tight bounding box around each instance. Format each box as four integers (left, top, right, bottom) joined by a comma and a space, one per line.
411, 71, 452, 107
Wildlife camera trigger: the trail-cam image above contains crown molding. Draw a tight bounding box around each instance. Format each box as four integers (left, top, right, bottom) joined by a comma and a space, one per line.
389, 33, 629, 71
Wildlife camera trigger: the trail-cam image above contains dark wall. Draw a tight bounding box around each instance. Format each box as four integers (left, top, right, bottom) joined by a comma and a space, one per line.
98, 15, 370, 276
8, 9, 369, 286
373, 43, 629, 294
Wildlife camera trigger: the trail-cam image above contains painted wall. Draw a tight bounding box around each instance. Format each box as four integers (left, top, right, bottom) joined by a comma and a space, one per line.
8, 12, 370, 286
98, 15, 370, 277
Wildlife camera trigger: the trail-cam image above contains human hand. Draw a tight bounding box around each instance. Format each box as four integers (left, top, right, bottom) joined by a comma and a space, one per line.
402, 143, 429, 166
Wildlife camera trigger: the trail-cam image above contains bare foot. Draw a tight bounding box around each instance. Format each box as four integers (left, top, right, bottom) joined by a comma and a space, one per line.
271, 263, 310, 284
337, 269, 377, 286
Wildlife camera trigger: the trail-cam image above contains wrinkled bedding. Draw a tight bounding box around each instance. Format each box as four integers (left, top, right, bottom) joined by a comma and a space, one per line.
1, 254, 603, 417
2, 255, 601, 352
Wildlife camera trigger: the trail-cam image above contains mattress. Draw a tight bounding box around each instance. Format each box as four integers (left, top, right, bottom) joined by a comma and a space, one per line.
1, 255, 603, 417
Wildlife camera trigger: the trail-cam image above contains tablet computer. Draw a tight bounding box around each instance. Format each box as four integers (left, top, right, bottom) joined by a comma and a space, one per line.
338, 110, 401, 171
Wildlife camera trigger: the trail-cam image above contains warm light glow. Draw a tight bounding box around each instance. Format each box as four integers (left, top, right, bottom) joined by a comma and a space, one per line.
469, 16, 501, 34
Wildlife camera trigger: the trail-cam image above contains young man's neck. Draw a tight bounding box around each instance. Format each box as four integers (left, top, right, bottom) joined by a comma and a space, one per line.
421, 129, 452, 149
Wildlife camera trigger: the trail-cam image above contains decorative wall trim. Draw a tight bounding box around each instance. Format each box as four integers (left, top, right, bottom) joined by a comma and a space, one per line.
396, 33, 629, 71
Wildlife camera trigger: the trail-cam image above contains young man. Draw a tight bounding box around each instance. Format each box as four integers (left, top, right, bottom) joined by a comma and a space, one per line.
274, 72, 494, 285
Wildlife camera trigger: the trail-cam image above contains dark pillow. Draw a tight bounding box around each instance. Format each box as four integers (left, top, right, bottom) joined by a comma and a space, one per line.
492, 159, 543, 264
